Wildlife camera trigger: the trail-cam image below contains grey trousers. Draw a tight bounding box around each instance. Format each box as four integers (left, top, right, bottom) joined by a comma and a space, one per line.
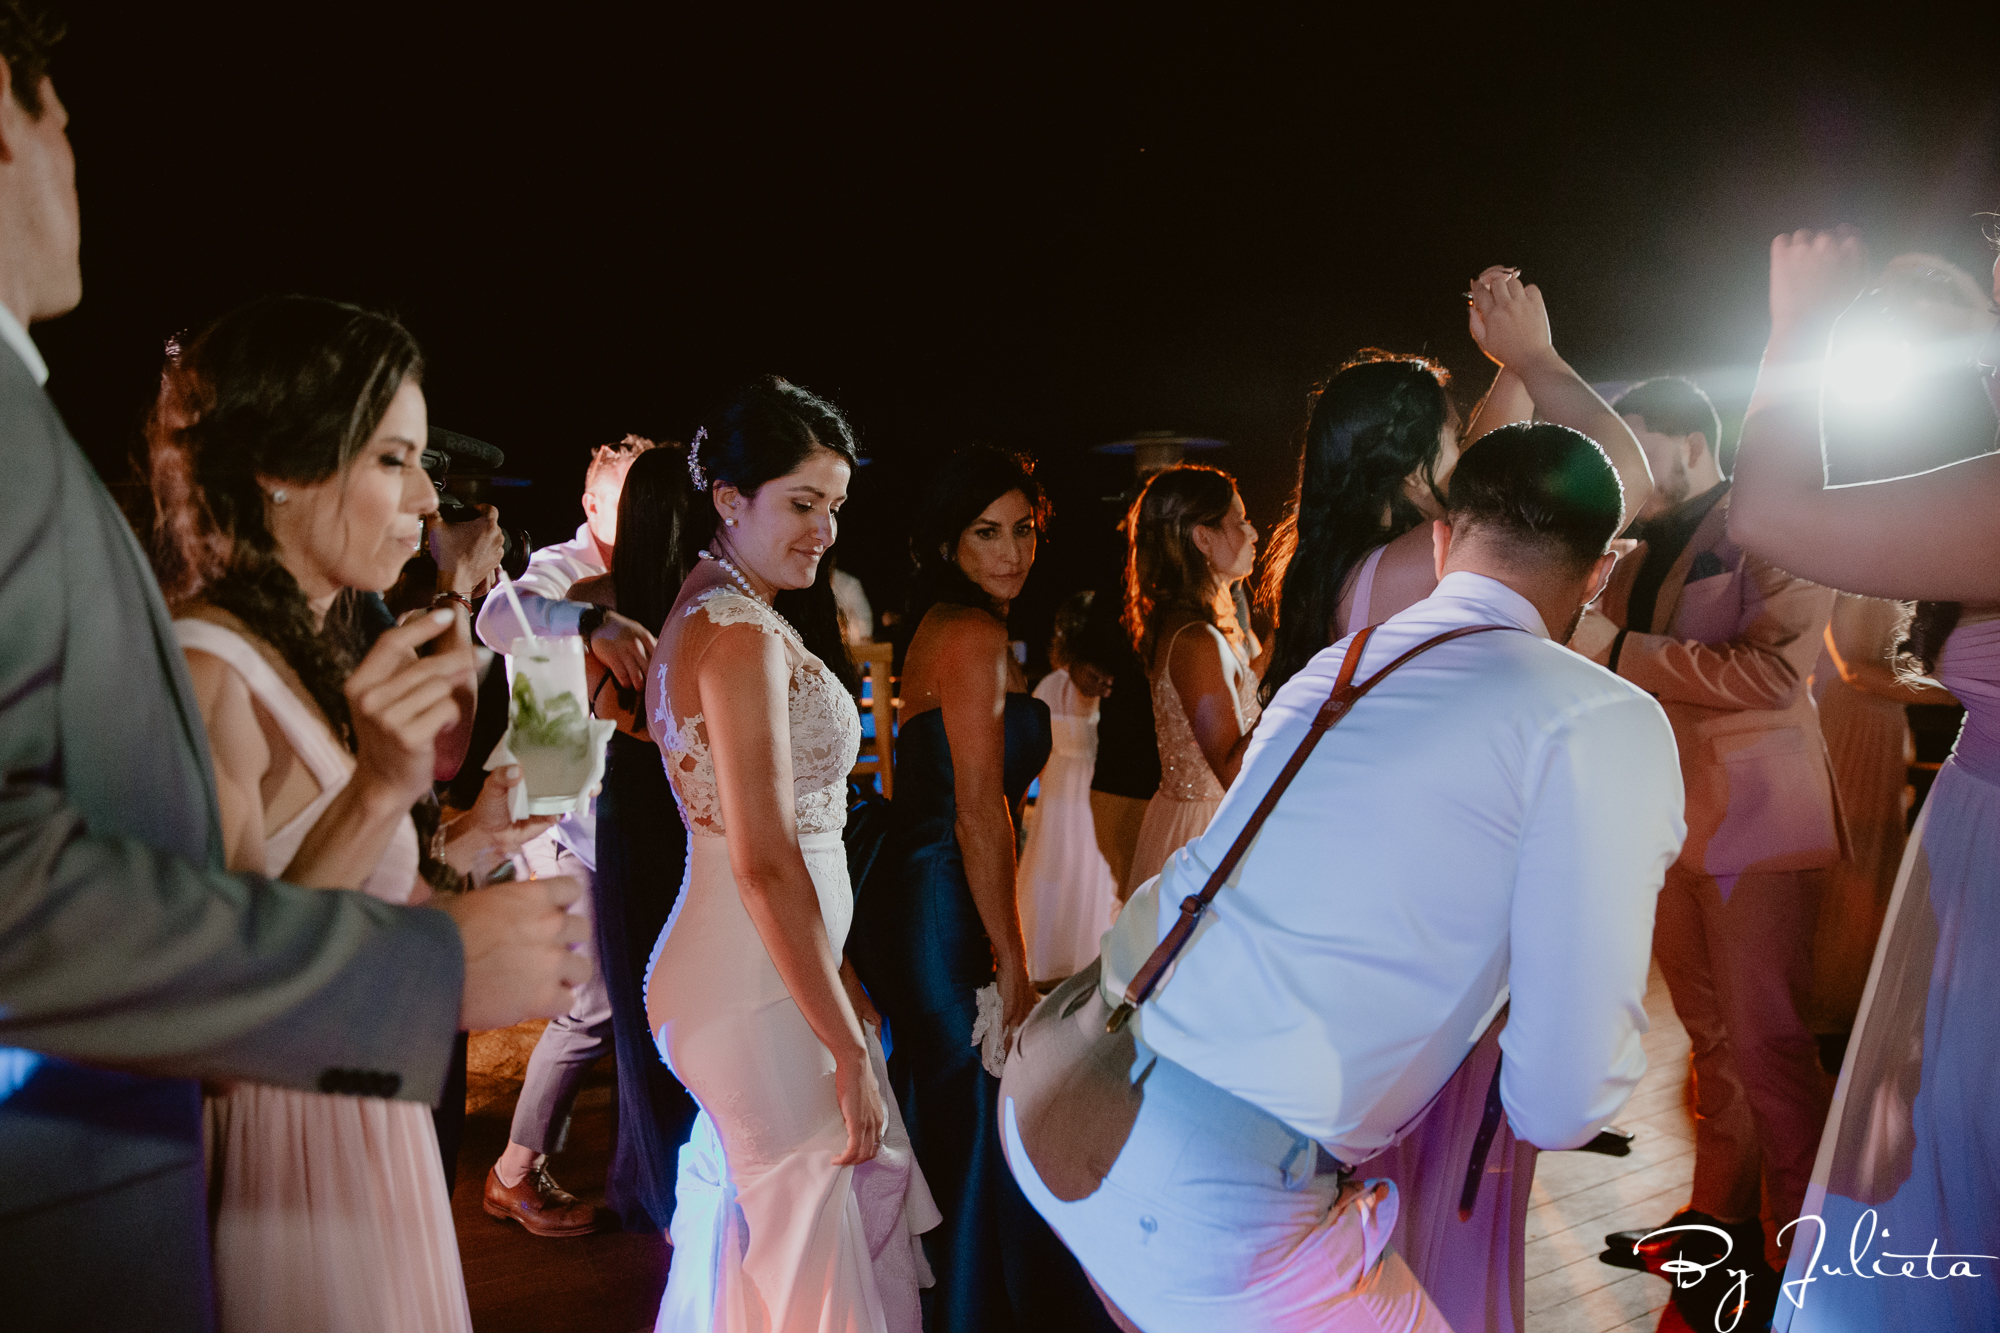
509, 836, 615, 1155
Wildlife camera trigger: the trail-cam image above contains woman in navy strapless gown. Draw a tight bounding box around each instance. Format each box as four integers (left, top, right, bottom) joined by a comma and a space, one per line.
850, 448, 1120, 1333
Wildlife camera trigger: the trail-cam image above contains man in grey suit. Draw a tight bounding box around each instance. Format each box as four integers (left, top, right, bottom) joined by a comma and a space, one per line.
0, 14, 592, 1329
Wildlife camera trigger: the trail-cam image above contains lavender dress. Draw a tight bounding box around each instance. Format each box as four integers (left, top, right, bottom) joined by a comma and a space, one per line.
1777, 616, 2000, 1331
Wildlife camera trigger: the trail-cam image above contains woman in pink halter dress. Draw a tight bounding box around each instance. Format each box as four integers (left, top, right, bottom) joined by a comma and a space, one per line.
1250, 275, 1656, 1333
149, 296, 552, 1333
1730, 227, 2000, 1331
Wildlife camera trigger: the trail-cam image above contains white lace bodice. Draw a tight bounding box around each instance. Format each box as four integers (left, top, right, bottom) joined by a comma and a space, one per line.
648, 588, 861, 837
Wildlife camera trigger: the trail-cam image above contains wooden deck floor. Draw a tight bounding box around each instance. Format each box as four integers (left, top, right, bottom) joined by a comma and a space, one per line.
453, 1022, 666, 1333
1525, 963, 1691, 1333
454, 968, 1697, 1332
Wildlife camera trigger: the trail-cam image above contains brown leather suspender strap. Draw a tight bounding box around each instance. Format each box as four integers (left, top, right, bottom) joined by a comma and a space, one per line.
1108, 621, 1521, 1032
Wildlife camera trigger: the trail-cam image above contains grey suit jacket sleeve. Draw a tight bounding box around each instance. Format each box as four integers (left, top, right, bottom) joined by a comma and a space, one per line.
0, 355, 464, 1102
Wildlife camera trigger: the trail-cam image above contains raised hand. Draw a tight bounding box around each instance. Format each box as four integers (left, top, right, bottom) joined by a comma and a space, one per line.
428, 504, 506, 598
1469, 271, 1556, 373
346, 610, 478, 808
1769, 228, 1869, 333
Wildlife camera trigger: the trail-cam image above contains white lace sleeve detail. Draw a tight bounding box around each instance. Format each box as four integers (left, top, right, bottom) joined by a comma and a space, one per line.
685, 586, 796, 638
655, 588, 862, 837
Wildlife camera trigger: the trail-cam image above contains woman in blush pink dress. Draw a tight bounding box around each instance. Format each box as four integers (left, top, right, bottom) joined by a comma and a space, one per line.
1120, 464, 1263, 899
1246, 272, 1655, 1333
148, 295, 553, 1333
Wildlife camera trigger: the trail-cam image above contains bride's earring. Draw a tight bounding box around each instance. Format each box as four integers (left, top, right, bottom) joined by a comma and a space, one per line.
270, 489, 288, 504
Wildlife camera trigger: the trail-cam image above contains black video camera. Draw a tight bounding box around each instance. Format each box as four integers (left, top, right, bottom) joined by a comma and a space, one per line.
422, 426, 531, 579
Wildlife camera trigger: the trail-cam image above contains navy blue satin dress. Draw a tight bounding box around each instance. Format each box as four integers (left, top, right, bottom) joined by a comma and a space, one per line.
592, 730, 700, 1231
849, 697, 1120, 1333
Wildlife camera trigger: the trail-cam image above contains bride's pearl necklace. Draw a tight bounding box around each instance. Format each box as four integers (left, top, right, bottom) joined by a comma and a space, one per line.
698, 549, 766, 603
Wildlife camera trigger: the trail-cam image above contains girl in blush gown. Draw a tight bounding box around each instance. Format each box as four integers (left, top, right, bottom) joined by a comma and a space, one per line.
1015, 593, 1119, 987
1729, 228, 2000, 1332
1256, 269, 1655, 709
644, 379, 936, 1333
147, 296, 552, 1333
1120, 464, 1263, 898
1246, 276, 1652, 1333
847, 448, 1120, 1333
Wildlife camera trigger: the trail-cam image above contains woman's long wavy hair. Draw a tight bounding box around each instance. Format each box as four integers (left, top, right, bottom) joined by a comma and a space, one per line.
675, 375, 861, 695
1122, 464, 1243, 664
147, 295, 425, 749
906, 445, 1050, 626
1257, 350, 1454, 705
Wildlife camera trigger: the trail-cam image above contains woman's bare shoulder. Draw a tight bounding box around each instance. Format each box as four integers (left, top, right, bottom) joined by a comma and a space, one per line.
1165, 619, 1233, 691
912, 603, 1007, 670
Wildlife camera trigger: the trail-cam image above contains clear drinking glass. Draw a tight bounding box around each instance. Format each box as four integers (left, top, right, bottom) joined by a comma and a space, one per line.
506, 637, 597, 813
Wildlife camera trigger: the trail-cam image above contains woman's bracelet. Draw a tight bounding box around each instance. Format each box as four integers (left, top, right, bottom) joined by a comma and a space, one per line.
431, 590, 475, 614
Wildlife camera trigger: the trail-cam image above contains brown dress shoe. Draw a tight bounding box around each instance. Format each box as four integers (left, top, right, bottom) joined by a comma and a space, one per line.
483, 1163, 599, 1237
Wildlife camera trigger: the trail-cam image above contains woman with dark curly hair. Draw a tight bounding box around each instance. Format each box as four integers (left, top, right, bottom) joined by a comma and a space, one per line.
847, 446, 1120, 1333
149, 295, 552, 1333
1118, 462, 1262, 896
1258, 266, 1654, 705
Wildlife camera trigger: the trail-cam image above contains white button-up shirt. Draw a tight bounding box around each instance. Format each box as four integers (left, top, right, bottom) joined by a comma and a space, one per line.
1104, 571, 1685, 1158
473, 521, 606, 652
473, 521, 609, 869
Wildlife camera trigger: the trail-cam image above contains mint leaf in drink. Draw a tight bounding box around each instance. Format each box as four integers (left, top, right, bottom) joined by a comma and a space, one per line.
511, 671, 591, 759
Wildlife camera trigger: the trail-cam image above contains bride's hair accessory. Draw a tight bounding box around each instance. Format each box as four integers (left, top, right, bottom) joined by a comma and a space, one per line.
687, 427, 709, 493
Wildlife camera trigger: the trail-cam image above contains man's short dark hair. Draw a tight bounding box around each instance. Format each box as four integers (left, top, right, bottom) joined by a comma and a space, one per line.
0, 3, 61, 118
1445, 422, 1623, 572
1612, 376, 1722, 460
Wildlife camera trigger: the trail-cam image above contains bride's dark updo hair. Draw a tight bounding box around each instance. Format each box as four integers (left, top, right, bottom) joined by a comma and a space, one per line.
1257, 349, 1454, 704
679, 374, 862, 693
147, 294, 424, 748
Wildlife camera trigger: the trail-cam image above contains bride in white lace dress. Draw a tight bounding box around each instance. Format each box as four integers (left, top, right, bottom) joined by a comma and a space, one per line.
644, 380, 937, 1333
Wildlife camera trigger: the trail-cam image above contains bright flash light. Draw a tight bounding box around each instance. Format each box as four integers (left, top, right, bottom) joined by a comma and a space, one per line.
1831, 336, 1917, 405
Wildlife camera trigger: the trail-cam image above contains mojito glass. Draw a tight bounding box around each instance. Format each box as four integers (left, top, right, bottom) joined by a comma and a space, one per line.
507, 638, 596, 807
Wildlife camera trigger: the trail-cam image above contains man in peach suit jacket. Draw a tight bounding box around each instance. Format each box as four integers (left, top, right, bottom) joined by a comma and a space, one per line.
1572, 378, 1843, 1288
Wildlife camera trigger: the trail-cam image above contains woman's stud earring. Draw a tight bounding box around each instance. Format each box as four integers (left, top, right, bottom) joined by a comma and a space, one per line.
725, 517, 737, 527
271, 489, 288, 504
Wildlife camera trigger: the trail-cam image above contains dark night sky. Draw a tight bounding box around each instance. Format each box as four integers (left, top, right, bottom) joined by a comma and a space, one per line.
39, 6, 2000, 639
